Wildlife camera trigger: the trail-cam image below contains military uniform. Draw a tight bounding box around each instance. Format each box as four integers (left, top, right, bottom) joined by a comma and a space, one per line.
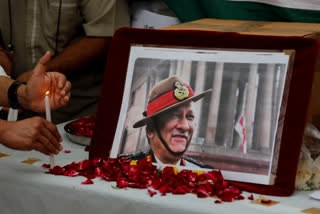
130, 76, 213, 170
120, 151, 214, 169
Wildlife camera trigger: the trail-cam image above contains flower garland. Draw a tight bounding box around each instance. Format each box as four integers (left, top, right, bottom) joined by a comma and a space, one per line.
43, 156, 245, 203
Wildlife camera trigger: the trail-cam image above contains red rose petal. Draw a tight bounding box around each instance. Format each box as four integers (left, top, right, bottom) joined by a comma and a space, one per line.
219, 188, 234, 202
64, 169, 79, 177
81, 178, 94, 185
214, 200, 223, 204
248, 194, 254, 200
68, 115, 96, 137
173, 186, 186, 195
49, 166, 65, 175
234, 195, 245, 200
159, 185, 169, 195
64, 150, 71, 153
117, 179, 129, 188
43, 156, 243, 203
94, 167, 102, 177
148, 189, 157, 197
42, 163, 50, 169
196, 186, 209, 198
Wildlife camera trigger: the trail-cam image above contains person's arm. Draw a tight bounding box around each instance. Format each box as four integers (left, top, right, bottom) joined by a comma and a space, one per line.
0, 117, 63, 155
0, 47, 13, 76
0, 51, 71, 111
47, 36, 111, 75
0, 76, 14, 106
17, 36, 111, 81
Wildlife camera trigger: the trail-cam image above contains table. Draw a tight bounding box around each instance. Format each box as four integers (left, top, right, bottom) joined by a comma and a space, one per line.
0, 122, 319, 214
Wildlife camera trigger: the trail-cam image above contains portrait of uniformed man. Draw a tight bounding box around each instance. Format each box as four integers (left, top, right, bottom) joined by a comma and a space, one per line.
130, 75, 213, 168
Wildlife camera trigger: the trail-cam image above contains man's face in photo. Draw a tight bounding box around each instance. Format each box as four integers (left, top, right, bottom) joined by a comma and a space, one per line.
148, 101, 195, 161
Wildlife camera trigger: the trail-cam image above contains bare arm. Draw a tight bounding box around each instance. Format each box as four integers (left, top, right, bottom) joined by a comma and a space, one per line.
0, 48, 13, 76
17, 36, 111, 80
47, 36, 111, 75
0, 76, 14, 106
17, 36, 111, 82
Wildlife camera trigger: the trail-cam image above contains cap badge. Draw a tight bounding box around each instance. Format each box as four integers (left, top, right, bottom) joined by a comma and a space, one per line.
174, 81, 189, 101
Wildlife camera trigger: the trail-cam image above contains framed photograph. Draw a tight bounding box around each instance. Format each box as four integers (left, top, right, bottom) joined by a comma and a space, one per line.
110, 45, 294, 185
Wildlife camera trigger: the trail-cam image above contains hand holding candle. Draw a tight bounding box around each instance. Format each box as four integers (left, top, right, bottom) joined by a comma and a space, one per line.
45, 91, 55, 168
21, 51, 71, 113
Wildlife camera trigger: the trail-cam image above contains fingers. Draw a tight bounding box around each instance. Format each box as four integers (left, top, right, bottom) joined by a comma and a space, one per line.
33, 141, 52, 156
33, 51, 51, 77
63, 91, 71, 103
37, 134, 59, 154
51, 71, 67, 90
33, 119, 63, 156
50, 72, 71, 108
45, 120, 63, 143
52, 73, 71, 96
60, 80, 71, 97
38, 51, 51, 66
42, 120, 63, 149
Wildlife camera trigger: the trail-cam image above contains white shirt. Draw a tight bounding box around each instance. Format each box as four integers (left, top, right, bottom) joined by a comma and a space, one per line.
0, 65, 9, 111
0, 65, 9, 78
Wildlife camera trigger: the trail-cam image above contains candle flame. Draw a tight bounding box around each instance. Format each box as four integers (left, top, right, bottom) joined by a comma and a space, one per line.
45, 91, 49, 96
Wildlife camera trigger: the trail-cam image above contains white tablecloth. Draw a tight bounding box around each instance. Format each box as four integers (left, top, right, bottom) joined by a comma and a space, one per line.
0, 122, 319, 214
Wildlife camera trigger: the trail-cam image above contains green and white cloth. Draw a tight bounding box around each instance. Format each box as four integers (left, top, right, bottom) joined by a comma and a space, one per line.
162, 0, 320, 23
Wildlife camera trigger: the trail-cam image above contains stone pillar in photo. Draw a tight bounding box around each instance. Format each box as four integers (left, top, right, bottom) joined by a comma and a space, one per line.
176, 60, 192, 83
193, 61, 206, 139
255, 64, 275, 151
245, 63, 259, 150
206, 62, 224, 143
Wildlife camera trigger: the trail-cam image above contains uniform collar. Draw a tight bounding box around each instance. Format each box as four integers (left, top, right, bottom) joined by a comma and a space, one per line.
149, 152, 185, 166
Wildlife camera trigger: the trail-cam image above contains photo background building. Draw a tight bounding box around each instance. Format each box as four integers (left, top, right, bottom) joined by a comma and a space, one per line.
118, 57, 287, 175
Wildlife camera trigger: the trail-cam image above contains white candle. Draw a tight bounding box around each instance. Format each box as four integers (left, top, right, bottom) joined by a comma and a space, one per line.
45, 91, 55, 168
45, 92, 51, 122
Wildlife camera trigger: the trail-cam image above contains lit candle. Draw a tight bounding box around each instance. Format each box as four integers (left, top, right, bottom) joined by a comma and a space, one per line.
45, 91, 55, 168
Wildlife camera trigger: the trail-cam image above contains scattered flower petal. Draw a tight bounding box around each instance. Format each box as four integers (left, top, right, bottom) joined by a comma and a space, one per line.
81, 178, 94, 185
117, 179, 129, 188
42, 163, 50, 169
196, 186, 209, 198
248, 194, 254, 200
49, 166, 65, 175
234, 195, 245, 200
148, 189, 157, 197
64, 169, 79, 177
44, 156, 243, 203
64, 150, 71, 153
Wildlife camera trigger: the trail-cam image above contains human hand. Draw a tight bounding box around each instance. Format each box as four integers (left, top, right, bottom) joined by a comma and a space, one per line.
18, 51, 71, 112
0, 117, 63, 155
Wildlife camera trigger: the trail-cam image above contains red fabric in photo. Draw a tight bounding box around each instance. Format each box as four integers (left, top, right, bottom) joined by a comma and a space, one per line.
90, 27, 320, 196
